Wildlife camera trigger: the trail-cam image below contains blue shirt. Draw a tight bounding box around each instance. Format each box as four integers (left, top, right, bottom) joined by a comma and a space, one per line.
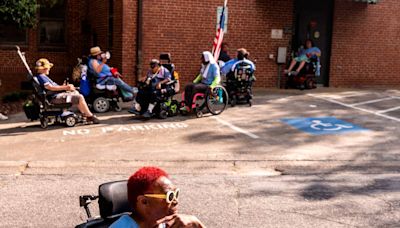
36, 74, 60, 97
88, 58, 113, 78
37, 74, 59, 87
146, 66, 171, 86
221, 59, 255, 75
109, 215, 139, 228
201, 63, 220, 85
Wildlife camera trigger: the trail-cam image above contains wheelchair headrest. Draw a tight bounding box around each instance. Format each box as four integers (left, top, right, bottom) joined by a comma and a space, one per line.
98, 180, 132, 218
159, 53, 171, 63
162, 63, 175, 75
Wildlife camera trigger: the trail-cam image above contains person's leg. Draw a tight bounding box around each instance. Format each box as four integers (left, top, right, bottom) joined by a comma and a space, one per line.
184, 83, 195, 108
72, 94, 99, 123
111, 78, 134, 93
285, 59, 297, 73
295, 61, 306, 73
129, 88, 147, 114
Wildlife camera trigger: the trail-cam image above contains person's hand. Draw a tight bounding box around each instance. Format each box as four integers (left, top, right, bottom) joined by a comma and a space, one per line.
156, 214, 205, 228
156, 83, 162, 90
67, 84, 75, 91
115, 72, 122, 78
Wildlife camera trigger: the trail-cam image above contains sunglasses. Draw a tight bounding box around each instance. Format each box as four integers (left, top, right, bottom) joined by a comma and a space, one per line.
144, 188, 180, 204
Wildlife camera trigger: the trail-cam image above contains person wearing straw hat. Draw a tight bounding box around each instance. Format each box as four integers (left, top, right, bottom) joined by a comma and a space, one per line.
88, 46, 137, 99
35, 58, 100, 124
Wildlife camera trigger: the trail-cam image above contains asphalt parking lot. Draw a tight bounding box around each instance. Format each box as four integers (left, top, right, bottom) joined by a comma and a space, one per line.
0, 88, 400, 227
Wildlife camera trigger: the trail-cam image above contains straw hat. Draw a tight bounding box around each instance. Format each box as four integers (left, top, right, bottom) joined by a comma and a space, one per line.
90, 46, 102, 56
35, 58, 54, 70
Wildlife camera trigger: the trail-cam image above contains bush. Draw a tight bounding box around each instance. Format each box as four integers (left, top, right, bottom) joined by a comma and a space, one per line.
2, 91, 30, 103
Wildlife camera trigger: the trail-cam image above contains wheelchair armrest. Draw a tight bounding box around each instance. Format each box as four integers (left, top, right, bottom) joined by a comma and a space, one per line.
166, 80, 177, 85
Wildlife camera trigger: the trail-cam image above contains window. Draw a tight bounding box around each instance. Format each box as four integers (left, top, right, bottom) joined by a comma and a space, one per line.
39, 0, 66, 47
0, 23, 27, 45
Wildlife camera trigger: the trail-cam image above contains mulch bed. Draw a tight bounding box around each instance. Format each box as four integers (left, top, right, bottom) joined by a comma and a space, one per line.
0, 101, 24, 115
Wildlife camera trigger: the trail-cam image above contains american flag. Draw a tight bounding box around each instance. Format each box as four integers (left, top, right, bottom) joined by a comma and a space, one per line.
212, 0, 227, 61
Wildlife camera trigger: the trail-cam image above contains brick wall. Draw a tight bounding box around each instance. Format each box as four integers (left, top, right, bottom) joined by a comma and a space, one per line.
137, 0, 293, 88
1, 0, 399, 98
330, 0, 400, 87
0, 0, 86, 96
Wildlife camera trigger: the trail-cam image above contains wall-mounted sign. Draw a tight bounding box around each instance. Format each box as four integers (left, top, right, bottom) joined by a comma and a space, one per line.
271, 29, 283, 39
314, 31, 320, 39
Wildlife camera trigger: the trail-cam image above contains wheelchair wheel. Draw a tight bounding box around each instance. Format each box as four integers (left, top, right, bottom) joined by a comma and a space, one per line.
159, 110, 168, 119
169, 100, 179, 116
40, 117, 48, 129
93, 97, 110, 113
114, 104, 122, 112
230, 96, 237, 107
206, 86, 228, 115
65, 115, 77, 127
196, 111, 203, 118
305, 78, 316, 90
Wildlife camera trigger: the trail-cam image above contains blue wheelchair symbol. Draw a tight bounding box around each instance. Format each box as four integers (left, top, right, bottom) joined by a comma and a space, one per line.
281, 117, 367, 135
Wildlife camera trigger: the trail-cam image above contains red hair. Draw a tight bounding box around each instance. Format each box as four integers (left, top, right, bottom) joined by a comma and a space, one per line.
127, 167, 169, 209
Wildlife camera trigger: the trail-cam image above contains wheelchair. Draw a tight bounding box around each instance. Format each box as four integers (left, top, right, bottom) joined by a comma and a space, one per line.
23, 75, 82, 129
135, 53, 180, 119
16, 45, 82, 129
180, 85, 229, 118
284, 56, 319, 90
75, 180, 131, 228
226, 61, 255, 107
74, 57, 132, 113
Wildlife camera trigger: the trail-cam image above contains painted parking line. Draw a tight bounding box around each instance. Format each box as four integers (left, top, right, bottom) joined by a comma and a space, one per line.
377, 106, 400, 114
349, 97, 398, 106
308, 94, 400, 123
213, 116, 260, 139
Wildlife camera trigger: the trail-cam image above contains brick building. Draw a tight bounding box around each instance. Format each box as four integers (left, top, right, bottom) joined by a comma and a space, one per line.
0, 0, 396, 97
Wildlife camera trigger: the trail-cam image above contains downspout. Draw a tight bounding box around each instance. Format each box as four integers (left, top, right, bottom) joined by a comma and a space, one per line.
136, 0, 143, 81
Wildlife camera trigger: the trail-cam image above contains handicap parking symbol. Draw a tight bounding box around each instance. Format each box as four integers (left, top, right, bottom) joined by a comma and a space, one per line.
281, 117, 368, 135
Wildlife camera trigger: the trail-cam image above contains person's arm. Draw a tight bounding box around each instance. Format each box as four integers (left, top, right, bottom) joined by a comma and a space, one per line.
44, 84, 74, 92
156, 214, 206, 228
91, 59, 107, 74
193, 74, 202, 83
156, 69, 172, 89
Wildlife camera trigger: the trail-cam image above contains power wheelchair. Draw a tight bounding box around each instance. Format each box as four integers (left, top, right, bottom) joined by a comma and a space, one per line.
284, 56, 319, 90
17, 46, 82, 129
75, 180, 131, 228
226, 61, 255, 107
135, 53, 180, 119
74, 56, 133, 113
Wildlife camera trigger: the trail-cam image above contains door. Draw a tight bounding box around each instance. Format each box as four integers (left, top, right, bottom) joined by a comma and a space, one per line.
294, 0, 334, 86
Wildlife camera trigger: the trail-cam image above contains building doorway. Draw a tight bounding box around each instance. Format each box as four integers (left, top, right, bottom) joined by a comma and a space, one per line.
294, 0, 334, 86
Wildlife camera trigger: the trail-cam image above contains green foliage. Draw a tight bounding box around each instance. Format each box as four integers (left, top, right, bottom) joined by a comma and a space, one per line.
2, 91, 30, 103
0, 0, 38, 28
0, 0, 59, 28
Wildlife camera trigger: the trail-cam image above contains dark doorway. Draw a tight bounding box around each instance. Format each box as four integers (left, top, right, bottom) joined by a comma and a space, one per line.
294, 0, 334, 86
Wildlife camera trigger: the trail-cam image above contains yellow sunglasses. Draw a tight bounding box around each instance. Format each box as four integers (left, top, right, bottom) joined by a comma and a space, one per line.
144, 188, 180, 204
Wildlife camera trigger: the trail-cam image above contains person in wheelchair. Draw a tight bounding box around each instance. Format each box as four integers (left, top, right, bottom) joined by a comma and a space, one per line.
180, 51, 221, 113
35, 58, 100, 124
110, 166, 205, 228
88, 46, 137, 99
221, 48, 256, 100
129, 59, 172, 119
284, 39, 321, 76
